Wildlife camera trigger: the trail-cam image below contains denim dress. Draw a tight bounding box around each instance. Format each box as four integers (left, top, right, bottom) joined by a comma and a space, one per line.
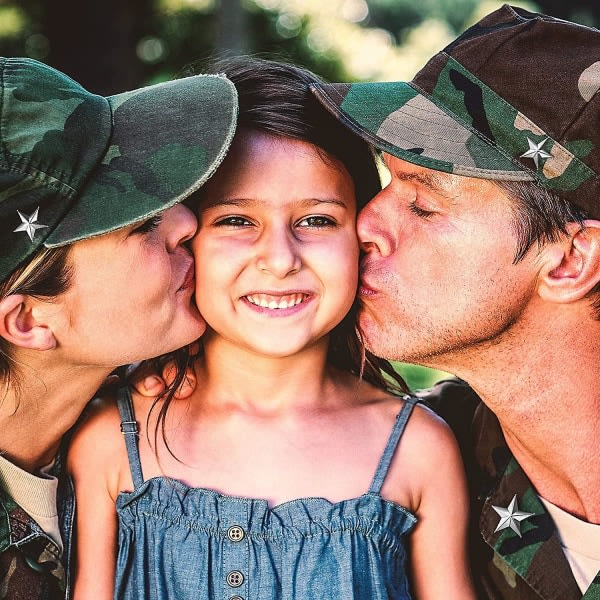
114, 388, 418, 600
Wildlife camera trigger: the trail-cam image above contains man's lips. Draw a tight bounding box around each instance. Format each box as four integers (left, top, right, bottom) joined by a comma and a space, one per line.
178, 262, 195, 291
358, 268, 379, 297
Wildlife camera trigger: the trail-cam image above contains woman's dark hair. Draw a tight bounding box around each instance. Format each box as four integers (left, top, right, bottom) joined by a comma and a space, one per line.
144, 56, 409, 456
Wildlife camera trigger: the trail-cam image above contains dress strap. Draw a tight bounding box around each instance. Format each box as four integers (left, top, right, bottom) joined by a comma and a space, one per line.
116, 386, 144, 489
368, 395, 419, 495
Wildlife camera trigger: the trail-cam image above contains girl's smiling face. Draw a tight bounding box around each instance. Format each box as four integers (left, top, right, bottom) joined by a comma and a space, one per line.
191, 129, 359, 359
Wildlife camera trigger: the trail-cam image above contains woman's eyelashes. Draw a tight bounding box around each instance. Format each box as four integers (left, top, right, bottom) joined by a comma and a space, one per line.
131, 214, 163, 234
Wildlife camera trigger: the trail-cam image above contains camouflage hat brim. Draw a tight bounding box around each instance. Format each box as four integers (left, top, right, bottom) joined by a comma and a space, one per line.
45, 74, 237, 246
311, 5, 600, 219
311, 80, 533, 182
1, 57, 238, 281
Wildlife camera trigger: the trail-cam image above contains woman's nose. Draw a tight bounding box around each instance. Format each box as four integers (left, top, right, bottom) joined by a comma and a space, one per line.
163, 204, 198, 251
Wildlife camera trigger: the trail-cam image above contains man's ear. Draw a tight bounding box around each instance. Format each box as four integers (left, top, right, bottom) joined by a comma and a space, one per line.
538, 221, 600, 304
0, 294, 57, 350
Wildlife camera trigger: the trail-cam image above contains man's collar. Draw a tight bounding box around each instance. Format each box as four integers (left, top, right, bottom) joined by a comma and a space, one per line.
474, 405, 583, 599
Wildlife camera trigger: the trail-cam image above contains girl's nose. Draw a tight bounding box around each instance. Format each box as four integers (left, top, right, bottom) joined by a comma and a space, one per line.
255, 225, 301, 278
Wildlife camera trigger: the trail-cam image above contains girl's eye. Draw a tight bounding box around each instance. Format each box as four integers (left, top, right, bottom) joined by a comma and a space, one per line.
131, 214, 163, 234
408, 201, 435, 219
296, 215, 336, 228
214, 216, 253, 227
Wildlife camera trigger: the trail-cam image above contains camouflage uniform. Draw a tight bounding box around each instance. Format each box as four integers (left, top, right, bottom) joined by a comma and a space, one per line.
0, 447, 74, 600
0, 493, 64, 599
421, 379, 600, 600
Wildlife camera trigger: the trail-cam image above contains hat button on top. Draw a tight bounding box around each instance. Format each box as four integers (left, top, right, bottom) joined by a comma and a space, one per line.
227, 525, 245, 542
229, 596, 244, 600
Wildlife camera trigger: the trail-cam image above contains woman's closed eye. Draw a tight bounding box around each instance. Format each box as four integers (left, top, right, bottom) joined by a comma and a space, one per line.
131, 214, 163, 234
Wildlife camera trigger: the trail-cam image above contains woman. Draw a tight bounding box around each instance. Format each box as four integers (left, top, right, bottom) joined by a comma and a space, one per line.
0, 56, 237, 599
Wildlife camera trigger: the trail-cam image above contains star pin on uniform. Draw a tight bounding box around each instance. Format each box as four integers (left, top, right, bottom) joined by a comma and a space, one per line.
492, 494, 534, 538
13, 208, 48, 242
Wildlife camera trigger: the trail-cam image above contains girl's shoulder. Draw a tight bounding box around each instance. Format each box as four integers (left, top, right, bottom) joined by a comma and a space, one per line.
68, 394, 123, 454
373, 392, 462, 509
67, 390, 137, 497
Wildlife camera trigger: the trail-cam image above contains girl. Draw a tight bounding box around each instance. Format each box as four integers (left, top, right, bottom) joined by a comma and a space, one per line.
69, 57, 474, 599
0, 57, 236, 599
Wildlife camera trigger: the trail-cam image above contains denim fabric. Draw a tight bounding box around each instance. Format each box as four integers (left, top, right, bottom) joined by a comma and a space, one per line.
115, 388, 418, 600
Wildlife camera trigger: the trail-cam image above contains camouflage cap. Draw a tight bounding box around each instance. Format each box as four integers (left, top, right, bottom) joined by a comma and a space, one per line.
311, 4, 600, 218
0, 57, 238, 281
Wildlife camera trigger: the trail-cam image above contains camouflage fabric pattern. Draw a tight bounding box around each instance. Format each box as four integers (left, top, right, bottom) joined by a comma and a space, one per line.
311, 5, 600, 219
422, 379, 600, 600
0, 490, 64, 600
0, 57, 237, 281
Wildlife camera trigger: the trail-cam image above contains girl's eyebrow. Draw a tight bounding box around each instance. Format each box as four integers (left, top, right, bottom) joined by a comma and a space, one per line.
201, 198, 349, 210
200, 198, 254, 210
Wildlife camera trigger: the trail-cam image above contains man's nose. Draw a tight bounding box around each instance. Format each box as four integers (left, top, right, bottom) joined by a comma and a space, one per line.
357, 191, 396, 258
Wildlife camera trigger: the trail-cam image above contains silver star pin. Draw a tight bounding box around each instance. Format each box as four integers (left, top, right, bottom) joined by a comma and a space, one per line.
13, 208, 49, 242
492, 494, 534, 538
520, 137, 552, 169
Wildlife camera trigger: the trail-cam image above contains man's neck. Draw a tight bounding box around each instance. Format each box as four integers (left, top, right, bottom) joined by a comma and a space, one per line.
449, 314, 600, 523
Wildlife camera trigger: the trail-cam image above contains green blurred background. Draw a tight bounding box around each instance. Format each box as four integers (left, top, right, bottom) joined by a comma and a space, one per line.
2, 0, 598, 390
2, 0, 597, 96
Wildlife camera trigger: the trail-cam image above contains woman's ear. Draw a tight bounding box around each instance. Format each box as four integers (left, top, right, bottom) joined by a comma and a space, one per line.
0, 294, 57, 350
538, 220, 600, 304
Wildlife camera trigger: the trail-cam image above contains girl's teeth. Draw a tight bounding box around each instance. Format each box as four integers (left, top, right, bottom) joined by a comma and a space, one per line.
246, 294, 305, 309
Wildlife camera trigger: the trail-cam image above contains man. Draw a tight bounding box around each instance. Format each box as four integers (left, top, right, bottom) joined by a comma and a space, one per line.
311, 5, 600, 599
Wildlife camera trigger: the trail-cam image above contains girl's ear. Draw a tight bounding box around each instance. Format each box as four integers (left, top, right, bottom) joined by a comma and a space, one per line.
0, 294, 57, 350
538, 221, 600, 304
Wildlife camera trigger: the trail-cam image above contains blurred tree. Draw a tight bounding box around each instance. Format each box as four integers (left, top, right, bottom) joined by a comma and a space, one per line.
534, 0, 599, 26
2, 0, 600, 92
5, 0, 152, 94
365, 0, 479, 42
216, 0, 248, 54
